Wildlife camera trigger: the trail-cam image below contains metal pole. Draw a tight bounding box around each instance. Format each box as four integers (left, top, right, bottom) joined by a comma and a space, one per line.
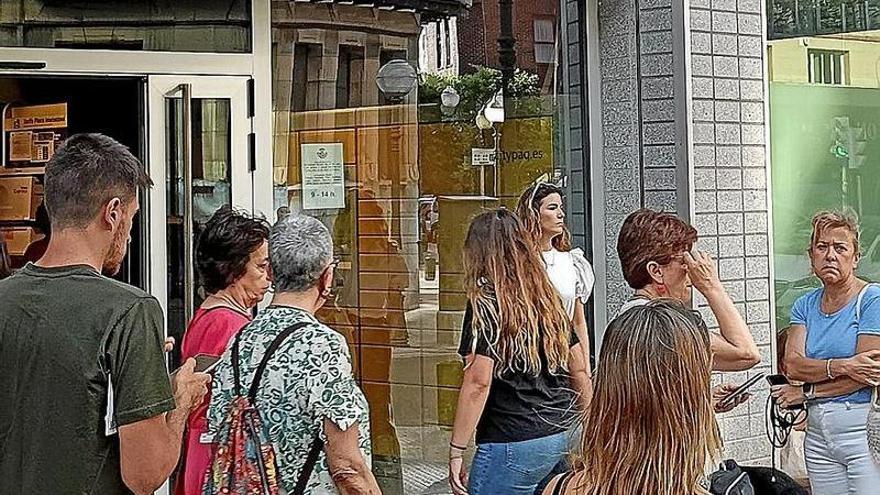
493, 126, 500, 197
179, 83, 195, 327
498, 0, 516, 93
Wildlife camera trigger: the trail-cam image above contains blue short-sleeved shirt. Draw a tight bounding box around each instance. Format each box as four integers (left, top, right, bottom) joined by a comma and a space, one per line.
790, 284, 880, 403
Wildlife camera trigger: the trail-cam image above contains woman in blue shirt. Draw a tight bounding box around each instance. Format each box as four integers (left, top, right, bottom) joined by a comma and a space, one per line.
772, 211, 880, 494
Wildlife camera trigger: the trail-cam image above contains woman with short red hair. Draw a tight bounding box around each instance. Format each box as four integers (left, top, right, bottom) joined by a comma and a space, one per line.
615, 208, 760, 374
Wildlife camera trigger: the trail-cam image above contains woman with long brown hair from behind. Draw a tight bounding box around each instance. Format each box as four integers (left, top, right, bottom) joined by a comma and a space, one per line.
544, 299, 722, 495
448, 209, 591, 495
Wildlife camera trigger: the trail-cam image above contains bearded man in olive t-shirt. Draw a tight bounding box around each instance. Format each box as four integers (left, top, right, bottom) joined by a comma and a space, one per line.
0, 134, 210, 494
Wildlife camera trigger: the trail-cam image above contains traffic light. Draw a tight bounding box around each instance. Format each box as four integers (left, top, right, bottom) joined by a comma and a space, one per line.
847, 125, 867, 169
829, 116, 867, 168
830, 116, 850, 159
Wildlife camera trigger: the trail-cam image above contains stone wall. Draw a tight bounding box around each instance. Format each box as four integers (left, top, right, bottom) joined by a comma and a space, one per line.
689, 0, 773, 464
591, 0, 773, 464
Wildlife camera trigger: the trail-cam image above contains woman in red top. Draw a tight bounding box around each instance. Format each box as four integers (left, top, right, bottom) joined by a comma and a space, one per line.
176, 206, 271, 495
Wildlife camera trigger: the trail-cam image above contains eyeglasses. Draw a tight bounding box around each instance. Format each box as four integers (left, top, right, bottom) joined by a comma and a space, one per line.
327, 256, 341, 270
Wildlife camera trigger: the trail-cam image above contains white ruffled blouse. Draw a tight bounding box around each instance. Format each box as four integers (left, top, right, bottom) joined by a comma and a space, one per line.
542, 247, 595, 319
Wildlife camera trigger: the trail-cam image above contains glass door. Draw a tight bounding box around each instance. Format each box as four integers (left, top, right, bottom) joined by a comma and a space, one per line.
147, 75, 253, 369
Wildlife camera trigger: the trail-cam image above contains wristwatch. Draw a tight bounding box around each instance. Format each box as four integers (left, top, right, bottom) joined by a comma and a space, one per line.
802, 383, 816, 401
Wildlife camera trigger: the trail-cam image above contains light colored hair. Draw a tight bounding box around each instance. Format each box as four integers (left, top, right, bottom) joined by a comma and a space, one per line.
810, 210, 861, 254
463, 209, 572, 376
269, 214, 333, 293
569, 300, 721, 495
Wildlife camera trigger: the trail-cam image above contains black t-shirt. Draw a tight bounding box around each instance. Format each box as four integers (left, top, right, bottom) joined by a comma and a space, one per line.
458, 302, 580, 444
0, 264, 175, 494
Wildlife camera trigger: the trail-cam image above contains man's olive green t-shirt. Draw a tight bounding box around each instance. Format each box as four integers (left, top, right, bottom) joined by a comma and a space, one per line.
0, 264, 175, 494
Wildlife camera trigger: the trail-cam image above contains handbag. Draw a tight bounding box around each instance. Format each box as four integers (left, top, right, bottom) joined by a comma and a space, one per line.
709, 460, 755, 495
855, 283, 880, 463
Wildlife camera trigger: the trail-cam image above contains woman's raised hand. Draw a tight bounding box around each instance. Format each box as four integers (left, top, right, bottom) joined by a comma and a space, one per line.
684, 250, 723, 296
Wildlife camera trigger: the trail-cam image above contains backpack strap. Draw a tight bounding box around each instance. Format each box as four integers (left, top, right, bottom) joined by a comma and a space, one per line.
248, 322, 311, 402
549, 472, 575, 495
293, 434, 325, 495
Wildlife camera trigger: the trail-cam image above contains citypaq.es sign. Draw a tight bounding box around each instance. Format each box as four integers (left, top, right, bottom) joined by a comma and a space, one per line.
498, 149, 545, 162
471, 148, 546, 166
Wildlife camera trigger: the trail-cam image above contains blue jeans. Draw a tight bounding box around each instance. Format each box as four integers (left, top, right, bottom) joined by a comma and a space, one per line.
468, 431, 570, 495
805, 401, 880, 494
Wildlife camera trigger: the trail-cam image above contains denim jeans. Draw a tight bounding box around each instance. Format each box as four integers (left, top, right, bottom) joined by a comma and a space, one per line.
805, 401, 880, 494
468, 431, 570, 495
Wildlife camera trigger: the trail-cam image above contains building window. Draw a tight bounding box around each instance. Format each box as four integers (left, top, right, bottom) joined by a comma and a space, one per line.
808, 49, 848, 85
534, 19, 555, 64
442, 19, 452, 68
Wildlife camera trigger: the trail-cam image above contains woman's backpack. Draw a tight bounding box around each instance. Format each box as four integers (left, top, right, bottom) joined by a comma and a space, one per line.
203, 322, 322, 495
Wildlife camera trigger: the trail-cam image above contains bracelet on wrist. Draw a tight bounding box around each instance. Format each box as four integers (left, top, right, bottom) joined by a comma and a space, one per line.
827, 358, 835, 380
450, 441, 468, 451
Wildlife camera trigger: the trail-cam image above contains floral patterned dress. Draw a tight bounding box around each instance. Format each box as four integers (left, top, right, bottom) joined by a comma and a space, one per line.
207, 306, 371, 494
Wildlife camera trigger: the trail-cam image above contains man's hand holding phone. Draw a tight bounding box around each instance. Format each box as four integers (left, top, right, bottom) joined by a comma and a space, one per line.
171, 358, 211, 413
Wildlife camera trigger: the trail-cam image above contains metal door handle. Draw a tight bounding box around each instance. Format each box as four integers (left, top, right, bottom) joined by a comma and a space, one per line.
176, 83, 195, 326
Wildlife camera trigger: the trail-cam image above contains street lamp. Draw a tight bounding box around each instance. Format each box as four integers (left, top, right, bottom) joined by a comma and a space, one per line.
376, 59, 418, 102
440, 85, 460, 109
475, 91, 506, 197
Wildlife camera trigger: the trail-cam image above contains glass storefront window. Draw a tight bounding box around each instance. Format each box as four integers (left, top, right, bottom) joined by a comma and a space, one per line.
270, 0, 587, 492
769, 32, 880, 333
0, 1, 251, 53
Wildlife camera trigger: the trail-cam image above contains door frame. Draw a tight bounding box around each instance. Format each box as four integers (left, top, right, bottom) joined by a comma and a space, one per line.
146, 74, 255, 329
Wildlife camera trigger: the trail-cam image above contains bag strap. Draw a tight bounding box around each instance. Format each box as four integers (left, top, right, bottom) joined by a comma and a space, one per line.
549, 472, 575, 495
855, 283, 880, 321
293, 434, 325, 495
231, 321, 311, 400
248, 322, 311, 402
856, 284, 880, 408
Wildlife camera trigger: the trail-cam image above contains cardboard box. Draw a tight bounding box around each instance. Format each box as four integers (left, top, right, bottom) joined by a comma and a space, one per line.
0, 176, 43, 221
5, 103, 67, 166
2, 227, 35, 256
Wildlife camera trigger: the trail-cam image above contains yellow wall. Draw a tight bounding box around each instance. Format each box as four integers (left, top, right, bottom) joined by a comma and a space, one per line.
769, 31, 880, 88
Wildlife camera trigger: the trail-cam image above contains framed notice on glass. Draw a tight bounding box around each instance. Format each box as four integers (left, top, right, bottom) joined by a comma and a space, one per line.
300, 143, 345, 210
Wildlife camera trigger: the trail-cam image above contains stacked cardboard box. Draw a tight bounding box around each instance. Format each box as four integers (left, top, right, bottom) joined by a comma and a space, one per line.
0, 176, 42, 221
2, 227, 35, 255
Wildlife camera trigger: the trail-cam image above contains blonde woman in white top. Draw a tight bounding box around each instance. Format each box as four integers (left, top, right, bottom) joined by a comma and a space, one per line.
517, 183, 595, 392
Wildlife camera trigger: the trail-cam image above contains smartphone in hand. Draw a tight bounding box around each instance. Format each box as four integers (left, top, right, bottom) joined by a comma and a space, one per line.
766, 374, 790, 386
718, 373, 765, 408
194, 354, 221, 373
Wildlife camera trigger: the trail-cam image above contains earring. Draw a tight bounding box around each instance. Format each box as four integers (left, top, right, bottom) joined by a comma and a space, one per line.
657, 284, 667, 295
321, 288, 332, 298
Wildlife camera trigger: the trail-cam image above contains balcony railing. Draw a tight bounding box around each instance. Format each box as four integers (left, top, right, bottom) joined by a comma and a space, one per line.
768, 0, 880, 39
289, 0, 471, 21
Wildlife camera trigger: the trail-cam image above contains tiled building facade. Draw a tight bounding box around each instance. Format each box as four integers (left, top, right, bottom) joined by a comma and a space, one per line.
582, 0, 774, 462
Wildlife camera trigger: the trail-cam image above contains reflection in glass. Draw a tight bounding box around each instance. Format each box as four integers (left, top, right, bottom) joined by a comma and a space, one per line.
166, 98, 232, 369
770, 33, 880, 334
0, 0, 251, 53
270, 1, 584, 492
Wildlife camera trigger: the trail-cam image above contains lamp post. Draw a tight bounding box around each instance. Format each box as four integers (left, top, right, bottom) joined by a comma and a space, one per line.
498, 0, 516, 93
376, 59, 418, 103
